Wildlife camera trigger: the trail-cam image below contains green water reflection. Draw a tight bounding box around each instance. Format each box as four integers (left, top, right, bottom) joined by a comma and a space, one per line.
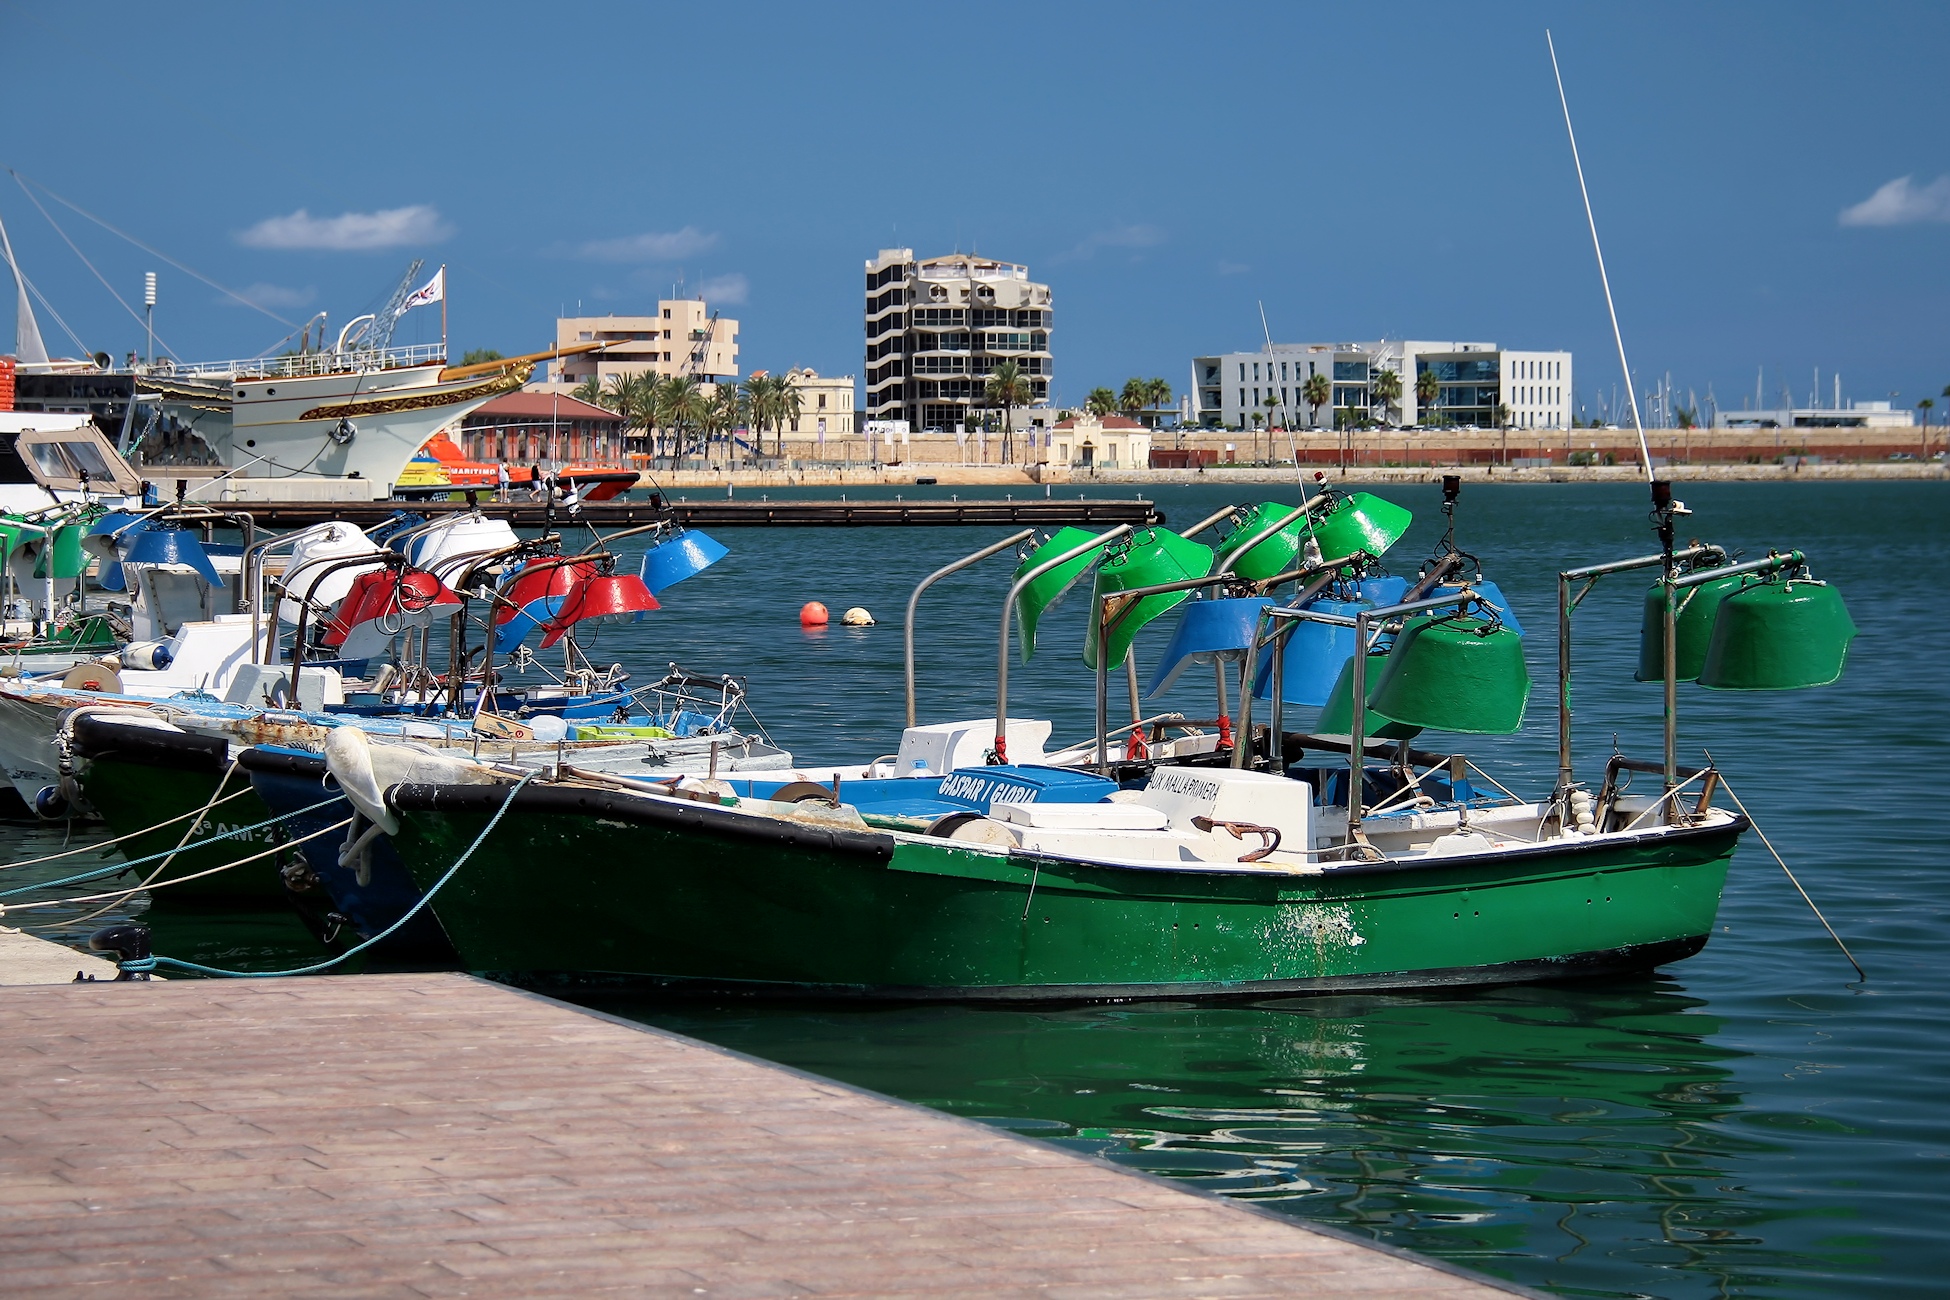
607, 984, 1887, 1298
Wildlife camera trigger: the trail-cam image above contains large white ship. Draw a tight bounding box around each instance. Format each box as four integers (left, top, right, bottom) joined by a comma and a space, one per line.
160, 344, 539, 494
6, 219, 603, 498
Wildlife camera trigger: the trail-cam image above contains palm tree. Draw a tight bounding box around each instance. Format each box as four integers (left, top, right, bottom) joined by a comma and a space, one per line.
1371, 367, 1403, 426
740, 374, 777, 459
1144, 377, 1172, 424
1921, 397, 1935, 459
777, 374, 802, 459
707, 383, 746, 464
1085, 387, 1117, 417
1119, 378, 1148, 421
985, 360, 1032, 462
655, 375, 706, 467
1301, 372, 1330, 429
1414, 367, 1440, 425
572, 376, 605, 407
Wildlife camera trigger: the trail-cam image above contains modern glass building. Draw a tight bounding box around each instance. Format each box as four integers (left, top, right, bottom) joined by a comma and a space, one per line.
1191, 340, 1571, 430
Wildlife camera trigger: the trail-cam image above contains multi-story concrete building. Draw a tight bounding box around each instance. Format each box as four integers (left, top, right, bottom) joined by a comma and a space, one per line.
865, 249, 1052, 432
1191, 341, 1571, 431
536, 299, 739, 394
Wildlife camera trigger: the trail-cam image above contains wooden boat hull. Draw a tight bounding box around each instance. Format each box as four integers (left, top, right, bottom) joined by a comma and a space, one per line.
389, 782, 1743, 1000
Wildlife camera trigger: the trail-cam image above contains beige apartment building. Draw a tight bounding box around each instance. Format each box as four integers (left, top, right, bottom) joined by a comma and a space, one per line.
779, 367, 855, 441
533, 299, 740, 394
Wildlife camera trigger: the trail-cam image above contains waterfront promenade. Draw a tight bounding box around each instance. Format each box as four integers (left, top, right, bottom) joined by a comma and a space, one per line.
0, 969, 1528, 1298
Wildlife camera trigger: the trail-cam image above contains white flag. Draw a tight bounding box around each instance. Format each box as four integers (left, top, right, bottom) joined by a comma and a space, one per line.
403, 266, 444, 310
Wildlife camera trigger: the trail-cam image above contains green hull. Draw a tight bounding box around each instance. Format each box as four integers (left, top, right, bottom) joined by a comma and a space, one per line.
391, 783, 1742, 1000
75, 729, 290, 904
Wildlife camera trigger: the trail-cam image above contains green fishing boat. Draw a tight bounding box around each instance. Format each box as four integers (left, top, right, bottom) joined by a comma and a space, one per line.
62, 713, 293, 903
384, 764, 1742, 997
363, 477, 1851, 1000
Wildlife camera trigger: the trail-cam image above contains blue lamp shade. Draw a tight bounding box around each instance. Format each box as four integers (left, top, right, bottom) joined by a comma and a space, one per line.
1145, 597, 1269, 697
84, 512, 150, 562
120, 528, 222, 585
639, 530, 729, 596
1357, 575, 1408, 607
97, 561, 126, 592
1253, 596, 1372, 706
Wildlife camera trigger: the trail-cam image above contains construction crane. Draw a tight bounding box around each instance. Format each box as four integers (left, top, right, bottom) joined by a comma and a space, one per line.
683, 311, 719, 379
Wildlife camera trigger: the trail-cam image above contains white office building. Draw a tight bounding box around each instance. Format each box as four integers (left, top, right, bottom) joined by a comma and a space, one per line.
1191, 340, 1571, 430
1715, 400, 1913, 430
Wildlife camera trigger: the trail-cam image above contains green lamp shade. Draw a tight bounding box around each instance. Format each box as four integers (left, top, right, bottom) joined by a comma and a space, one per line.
1214, 501, 1306, 581
1309, 492, 1414, 563
1084, 528, 1214, 670
1635, 575, 1746, 683
1697, 578, 1856, 690
1366, 614, 1529, 734
1317, 651, 1424, 741
1014, 526, 1110, 662
36, 524, 88, 580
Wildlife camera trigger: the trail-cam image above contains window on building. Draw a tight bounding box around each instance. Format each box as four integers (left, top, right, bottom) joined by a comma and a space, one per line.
1240, 388, 1247, 406
662, 309, 671, 319
1239, 363, 1245, 381
817, 394, 827, 409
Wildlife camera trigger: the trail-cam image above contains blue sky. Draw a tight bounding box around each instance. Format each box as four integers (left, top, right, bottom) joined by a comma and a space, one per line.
3, 1, 1945, 420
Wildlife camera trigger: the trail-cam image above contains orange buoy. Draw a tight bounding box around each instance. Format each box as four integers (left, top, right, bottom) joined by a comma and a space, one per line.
799, 601, 829, 627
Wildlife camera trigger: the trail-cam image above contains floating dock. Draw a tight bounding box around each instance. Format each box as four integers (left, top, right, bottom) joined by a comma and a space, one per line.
0, 971, 1525, 1297
213, 497, 1163, 530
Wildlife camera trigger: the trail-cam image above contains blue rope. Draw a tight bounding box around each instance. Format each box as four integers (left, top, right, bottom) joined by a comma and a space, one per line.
1, 794, 346, 899
126, 773, 535, 980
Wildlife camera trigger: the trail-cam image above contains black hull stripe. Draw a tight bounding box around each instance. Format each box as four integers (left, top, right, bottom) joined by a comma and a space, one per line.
482, 936, 1710, 1004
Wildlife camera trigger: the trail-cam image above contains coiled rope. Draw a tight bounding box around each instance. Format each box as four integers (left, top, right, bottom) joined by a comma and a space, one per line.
119, 773, 534, 979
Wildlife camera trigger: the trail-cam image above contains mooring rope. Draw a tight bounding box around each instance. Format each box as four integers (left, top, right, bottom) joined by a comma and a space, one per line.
1713, 766, 1867, 982
4, 818, 354, 915
0, 793, 345, 902
118, 773, 535, 980
0, 783, 259, 873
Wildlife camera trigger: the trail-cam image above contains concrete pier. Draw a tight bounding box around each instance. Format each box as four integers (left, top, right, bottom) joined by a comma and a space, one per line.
0, 927, 120, 985
0, 973, 1529, 1297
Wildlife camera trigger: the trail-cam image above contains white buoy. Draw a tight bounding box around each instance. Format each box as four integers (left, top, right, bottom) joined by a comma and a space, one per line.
842, 606, 875, 626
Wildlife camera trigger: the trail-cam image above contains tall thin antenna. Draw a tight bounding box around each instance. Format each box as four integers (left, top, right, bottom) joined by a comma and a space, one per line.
1258, 299, 1302, 478
1547, 30, 1653, 485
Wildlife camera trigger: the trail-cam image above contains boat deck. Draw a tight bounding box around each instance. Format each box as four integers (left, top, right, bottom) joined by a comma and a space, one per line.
0, 971, 1525, 1297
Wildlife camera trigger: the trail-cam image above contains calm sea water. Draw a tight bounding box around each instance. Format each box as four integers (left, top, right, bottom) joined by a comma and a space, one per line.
5, 480, 1944, 1298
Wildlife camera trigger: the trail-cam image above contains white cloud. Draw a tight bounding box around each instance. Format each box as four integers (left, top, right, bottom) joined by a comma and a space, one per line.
1054, 223, 1165, 261
697, 273, 748, 305
237, 205, 451, 251
1217, 260, 1251, 276
218, 282, 315, 310
1838, 175, 1950, 227
575, 226, 719, 262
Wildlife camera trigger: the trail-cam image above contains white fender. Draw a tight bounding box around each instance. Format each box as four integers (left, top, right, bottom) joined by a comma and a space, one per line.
326, 726, 505, 838
325, 726, 396, 835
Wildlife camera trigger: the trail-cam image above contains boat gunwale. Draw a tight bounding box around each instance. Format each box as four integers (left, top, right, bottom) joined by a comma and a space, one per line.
384, 772, 1746, 886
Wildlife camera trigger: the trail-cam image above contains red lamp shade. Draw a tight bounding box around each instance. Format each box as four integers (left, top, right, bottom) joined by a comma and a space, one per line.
324, 567, 462, 659
537, 573, 660, 648
493, 559, 597, 652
